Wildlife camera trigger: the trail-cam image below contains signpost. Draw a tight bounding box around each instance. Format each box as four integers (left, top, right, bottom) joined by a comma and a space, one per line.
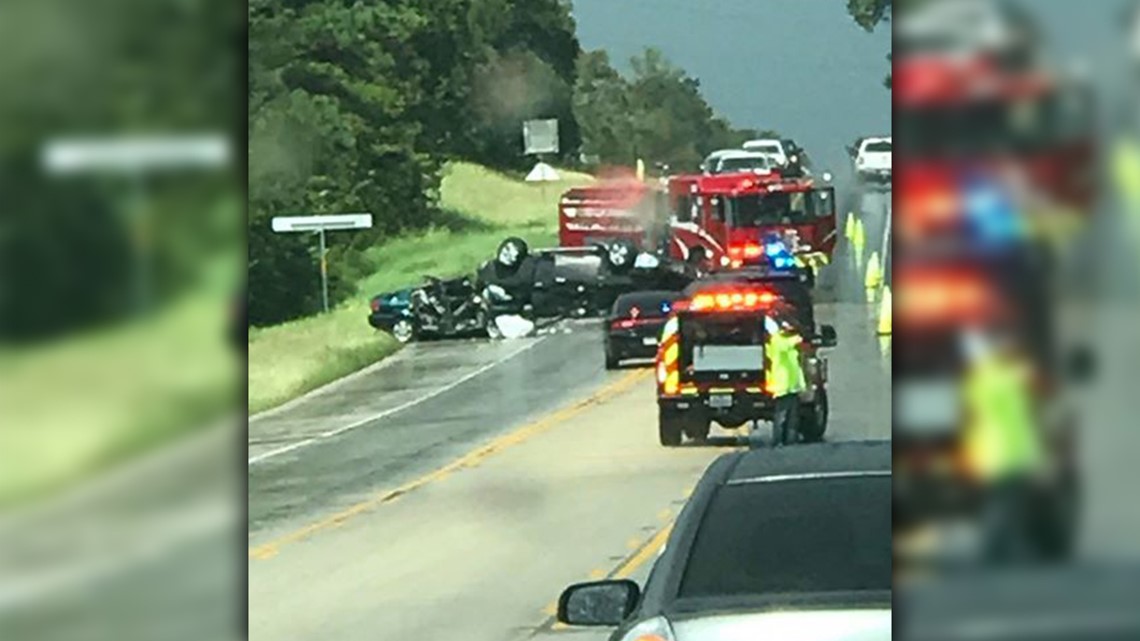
40, 134, 231, 315
271, 213, 373, 314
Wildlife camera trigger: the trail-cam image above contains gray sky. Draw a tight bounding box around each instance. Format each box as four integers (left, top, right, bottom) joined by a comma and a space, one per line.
570, 0, 892, 172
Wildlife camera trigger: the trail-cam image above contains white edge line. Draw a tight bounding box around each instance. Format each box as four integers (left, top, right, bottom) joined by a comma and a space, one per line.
247, 338, 544, 465
249, 342, 417, 423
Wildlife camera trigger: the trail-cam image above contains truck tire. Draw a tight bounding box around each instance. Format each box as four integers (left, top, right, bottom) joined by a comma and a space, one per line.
684, 416, 710, 442
799, 389, 828, 443
658, 408, 683, 447
1029, 471, 1080, 562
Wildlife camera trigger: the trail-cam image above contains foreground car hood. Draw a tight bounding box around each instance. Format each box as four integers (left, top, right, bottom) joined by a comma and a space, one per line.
672, 609, 890, 641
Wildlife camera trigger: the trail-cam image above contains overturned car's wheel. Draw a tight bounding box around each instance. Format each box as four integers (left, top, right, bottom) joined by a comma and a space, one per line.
605, 239, 637, 273
496, 237, 529, 270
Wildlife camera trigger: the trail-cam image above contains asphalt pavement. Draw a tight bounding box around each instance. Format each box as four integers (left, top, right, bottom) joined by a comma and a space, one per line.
246, 185, 894, 641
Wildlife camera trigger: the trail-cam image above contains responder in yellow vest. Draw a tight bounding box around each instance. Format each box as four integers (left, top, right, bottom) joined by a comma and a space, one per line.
961, 330, 1047, 563
766, 313, 808, 446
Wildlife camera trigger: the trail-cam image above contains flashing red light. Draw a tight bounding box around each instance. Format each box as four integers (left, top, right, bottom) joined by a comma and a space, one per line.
896, 270, 993, 325
612, 319, 636, 329
690, 289, 776, 311
727, 243, 763, 260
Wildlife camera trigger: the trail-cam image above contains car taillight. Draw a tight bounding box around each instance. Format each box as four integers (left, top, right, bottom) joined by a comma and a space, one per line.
612, 319, 636, 329
370, 298, 381, 312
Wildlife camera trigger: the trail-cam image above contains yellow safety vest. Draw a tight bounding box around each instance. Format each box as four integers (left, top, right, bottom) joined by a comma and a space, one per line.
766, 332, 806, 398
962, 356, 1045, 481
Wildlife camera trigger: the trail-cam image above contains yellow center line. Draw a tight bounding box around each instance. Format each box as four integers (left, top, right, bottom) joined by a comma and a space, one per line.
249, 368, 650, 560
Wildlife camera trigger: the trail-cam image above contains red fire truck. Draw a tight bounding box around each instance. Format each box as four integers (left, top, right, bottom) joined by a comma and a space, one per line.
557, 178, 668, 251
894, 52, 1096, 216
664, 169, 837, 271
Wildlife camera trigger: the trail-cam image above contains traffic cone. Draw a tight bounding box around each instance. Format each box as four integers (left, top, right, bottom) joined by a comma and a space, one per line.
877, 286, 892, 335
845, 212, 855, 240
865, 251, 882, 290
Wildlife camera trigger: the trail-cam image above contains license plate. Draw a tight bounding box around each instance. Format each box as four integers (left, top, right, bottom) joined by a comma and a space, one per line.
896, 380, 959, 435
642, 337, 658, 346
708, 394, 734, 409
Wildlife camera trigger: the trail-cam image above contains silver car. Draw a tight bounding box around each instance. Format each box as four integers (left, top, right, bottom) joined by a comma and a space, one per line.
555, 441, 892, 640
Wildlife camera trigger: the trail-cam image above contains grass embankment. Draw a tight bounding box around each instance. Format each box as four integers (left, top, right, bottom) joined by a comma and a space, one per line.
0, 255, 240, 508
247, 162, 592, 415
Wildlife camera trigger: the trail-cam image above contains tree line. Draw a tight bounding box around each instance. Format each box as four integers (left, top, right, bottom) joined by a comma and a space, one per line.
248, 0, 763, 327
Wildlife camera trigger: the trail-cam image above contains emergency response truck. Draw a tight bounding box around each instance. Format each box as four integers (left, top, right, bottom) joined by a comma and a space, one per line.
653, 243, 837, 447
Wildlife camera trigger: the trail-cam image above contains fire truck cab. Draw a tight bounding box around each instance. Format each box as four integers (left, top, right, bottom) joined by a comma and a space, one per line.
665, 169, 838, 272
654, 252, 838, 447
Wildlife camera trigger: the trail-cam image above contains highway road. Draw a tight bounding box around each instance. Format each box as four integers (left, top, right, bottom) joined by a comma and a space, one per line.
246, 186, 893, 641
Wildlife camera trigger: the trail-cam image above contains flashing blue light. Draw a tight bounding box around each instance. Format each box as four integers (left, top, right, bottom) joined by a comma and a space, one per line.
773, 256, 796, 269
660, 301, 672, 313
962, 175, 1024, 244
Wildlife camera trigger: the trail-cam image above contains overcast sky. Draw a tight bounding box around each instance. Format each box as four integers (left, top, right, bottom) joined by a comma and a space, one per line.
570, 0, 892, 172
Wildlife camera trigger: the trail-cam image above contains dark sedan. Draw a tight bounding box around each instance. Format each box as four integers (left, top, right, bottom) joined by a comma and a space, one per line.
604, 290, 680, 369
367, 287, 416, 343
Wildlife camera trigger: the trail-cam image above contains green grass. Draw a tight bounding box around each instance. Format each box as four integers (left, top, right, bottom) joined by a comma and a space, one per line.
0, 274, 239, 508
439, 161, 593, 225
248, 161, 578, 416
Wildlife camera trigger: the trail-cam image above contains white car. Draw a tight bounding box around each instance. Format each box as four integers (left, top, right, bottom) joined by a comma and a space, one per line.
741, 138, 789, 166
705, 150, 775, 175
854, 137, 891, 186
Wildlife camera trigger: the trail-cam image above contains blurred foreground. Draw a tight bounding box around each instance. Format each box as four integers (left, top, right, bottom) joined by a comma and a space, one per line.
894, 0, 1140, 638
0, 1, 241, 640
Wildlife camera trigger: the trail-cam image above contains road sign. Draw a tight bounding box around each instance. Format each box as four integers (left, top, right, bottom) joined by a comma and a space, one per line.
41, 134, 230, 174
523, 119, 559, 155
271, 213, 373, 314
39, 133, 231, 316
271, 214, 373, 233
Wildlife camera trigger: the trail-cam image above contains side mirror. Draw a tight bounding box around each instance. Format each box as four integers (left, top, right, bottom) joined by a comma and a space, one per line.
557, 580, 640, 627
813, 324, 838, 347
1066, 345, 1095, 383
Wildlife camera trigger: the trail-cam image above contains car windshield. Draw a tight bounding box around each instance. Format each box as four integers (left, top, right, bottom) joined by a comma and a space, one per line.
727, 191, 812, 226
613, 293, 677, 318
864, 141, 892, 153
678, 477, 891, 598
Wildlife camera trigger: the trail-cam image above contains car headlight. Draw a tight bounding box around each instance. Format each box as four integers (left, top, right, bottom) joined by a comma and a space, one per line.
619, 616, 676, 641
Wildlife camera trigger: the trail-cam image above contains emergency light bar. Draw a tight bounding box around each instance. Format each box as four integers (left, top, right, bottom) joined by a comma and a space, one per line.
690, 289, 777, 311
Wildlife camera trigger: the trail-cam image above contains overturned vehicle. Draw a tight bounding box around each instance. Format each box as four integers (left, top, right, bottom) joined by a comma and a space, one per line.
476, 236, 697, 322
368, 236, 697, 343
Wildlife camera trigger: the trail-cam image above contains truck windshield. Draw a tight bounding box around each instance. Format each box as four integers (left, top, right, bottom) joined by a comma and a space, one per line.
680, 313, 765, 372
727, 191, 812, 226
